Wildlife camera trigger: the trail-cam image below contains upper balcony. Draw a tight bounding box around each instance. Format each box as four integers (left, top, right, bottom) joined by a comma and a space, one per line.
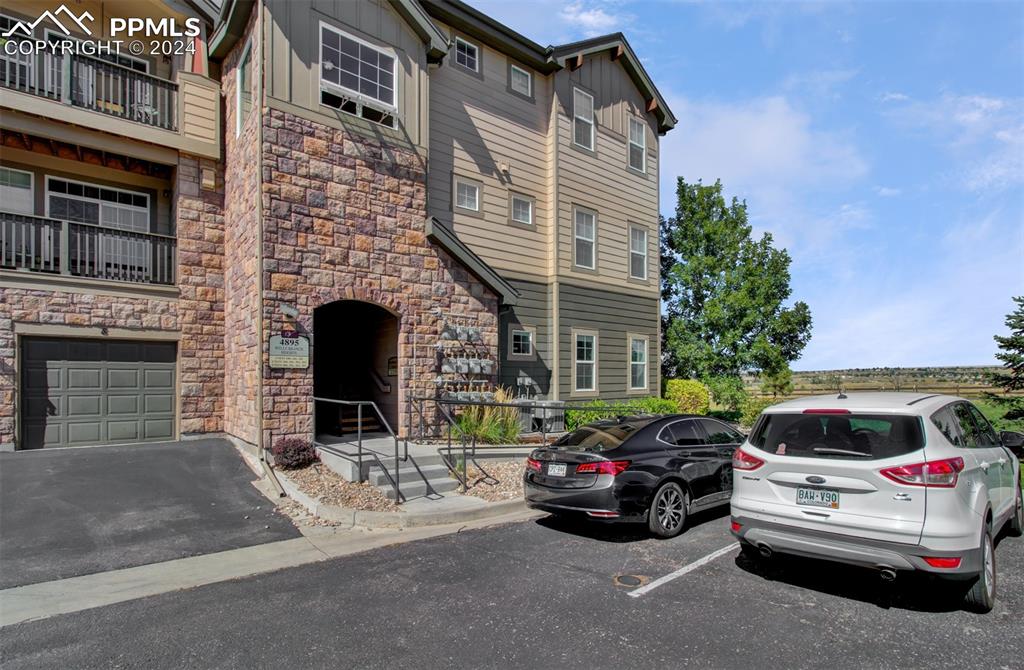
1, 41, 220, 159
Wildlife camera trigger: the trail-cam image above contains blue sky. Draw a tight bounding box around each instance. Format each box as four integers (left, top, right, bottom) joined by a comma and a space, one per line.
469, 0, 1024, 370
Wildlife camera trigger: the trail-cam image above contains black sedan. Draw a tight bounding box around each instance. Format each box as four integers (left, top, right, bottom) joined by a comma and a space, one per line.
524, 414, 745, 538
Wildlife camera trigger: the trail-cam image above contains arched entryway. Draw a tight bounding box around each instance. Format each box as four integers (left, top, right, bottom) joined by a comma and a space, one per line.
313, 300, 399, 438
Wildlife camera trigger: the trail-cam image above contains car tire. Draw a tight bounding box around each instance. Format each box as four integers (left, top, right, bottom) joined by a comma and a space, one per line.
963, 526, 996, 613
739, 540, 762, 561
1009, 487, 1023, 538
648, 482, 688, 538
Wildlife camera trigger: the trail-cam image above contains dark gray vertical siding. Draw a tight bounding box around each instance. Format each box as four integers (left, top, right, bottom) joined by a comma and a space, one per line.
558, 283, 659, 401
498, 279, 552, 396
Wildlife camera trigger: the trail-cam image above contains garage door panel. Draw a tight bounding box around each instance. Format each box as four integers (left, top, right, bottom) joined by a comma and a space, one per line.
107, 369, 140, 389
144, 419, 174, 440
108, 395, 140, 415
67, 395, 103, 417
67, 422, 103, 444
20, 338, 177, 449
143, 369, 174, 389
107, 421, 140, 441
144, 394, 174, 413
68, 368, 103, 390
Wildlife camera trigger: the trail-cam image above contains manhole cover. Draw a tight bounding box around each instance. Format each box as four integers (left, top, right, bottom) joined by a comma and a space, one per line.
613, 574, 649, 588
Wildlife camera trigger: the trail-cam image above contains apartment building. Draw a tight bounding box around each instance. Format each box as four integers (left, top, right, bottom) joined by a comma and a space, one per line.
0, 0, 675, 451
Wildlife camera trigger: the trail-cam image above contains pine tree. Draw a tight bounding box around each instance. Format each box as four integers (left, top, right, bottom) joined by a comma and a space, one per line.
986, 296, 1024, 421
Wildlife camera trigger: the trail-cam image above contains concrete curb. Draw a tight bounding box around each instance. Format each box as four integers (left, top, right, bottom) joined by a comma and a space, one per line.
273, 469, 527, 530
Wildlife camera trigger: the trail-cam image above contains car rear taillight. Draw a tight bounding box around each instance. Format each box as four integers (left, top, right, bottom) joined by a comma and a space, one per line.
526, 457, 541, 472
732, 449, 765, 471
879, 457, 964, 488
923, 556, 962, 569
575, 460, 630, 475
731, 520, 742, 533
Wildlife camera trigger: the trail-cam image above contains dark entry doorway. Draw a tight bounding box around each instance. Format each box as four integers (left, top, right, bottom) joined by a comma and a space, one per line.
313, 300, 399, 437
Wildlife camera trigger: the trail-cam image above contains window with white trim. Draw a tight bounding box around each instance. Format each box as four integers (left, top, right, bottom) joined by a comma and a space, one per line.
630, 336, 648, 390
455, 178, 479, 212
1, 15, 34, 89
628, 117, 646, 172
46, 177, 149, 232
510, 64, 531, 97
510, 194, 533, 225
575, 332, 597, 392
0, 166, 34, 214
319, 23, 396, 126
454, 37, 479, 72
573, 88, 595, 150
512, 329, 533, 356
629, 225, 647, 280
236, 41, 252, 137
574, 208, 596, 269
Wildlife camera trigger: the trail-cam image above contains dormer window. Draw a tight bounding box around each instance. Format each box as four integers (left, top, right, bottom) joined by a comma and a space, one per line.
320, 22, 397, 127
454, 37, 479, 73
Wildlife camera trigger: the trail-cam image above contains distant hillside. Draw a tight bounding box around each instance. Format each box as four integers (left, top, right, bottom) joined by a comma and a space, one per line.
744, 366, 1013, 399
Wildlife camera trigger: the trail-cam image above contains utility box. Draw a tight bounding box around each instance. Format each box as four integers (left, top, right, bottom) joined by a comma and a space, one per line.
533, 400, 565, 433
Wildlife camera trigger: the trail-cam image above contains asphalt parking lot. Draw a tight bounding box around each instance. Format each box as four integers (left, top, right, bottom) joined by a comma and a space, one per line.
0, 439, 299, 589
2, 505, 1021, 669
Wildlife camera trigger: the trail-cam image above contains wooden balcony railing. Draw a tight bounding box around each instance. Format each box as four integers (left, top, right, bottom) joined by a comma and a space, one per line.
0, 212, 176, 286
0, 48, 178, 131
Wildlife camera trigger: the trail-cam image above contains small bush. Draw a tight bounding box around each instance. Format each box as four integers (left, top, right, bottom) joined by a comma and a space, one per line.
271, 437, 317, 469
740, 397, 776, 429
565, 397, 678, 431
631, 396, 679, 415
664, 379, 710, 415
703, 376, 748, 412
454, 387, 521, 444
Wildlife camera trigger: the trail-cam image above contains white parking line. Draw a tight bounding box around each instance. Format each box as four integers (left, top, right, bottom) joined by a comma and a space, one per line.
627, 543, 739, 598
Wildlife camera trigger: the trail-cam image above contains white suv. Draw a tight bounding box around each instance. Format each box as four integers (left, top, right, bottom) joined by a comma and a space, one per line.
730, 392, 1023, 612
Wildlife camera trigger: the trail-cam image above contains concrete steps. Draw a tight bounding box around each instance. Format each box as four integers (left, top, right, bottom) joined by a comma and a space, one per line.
315, 440, 461, 502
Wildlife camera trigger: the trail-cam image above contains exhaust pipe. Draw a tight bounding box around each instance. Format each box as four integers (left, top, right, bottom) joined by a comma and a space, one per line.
879, 567, 897, 582
758, 544, 773, 559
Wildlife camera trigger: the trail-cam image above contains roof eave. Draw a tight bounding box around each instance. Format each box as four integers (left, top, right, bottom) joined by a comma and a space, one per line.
208, 0, 255, 61
425, 217, 519, 306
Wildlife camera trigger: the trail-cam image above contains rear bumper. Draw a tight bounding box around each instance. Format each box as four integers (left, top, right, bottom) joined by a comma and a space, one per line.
523, 475, 647, 521
731, 515, 983, 577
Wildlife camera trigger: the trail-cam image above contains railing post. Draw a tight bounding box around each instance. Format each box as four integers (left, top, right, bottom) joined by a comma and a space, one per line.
357, 403, 363, 482
61, 54, 72, 105
59, 221, 70, 275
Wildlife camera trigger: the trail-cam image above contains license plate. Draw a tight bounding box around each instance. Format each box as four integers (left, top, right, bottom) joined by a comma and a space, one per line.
548, 463, 567, 477
796, 487, 840, 509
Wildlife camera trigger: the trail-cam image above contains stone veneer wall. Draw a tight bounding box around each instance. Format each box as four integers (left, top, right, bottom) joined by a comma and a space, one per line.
221, 5, 262, 445
260, 108, 500, 442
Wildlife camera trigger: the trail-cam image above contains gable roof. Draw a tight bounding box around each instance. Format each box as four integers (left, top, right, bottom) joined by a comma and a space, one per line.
418, 0, 677, 134
425, 217, 519, 306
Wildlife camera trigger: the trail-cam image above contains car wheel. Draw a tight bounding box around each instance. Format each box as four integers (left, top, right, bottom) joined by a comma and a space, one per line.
1009, 486, 1023, 538
739, 540, 762, 561
648, 482, 688, 538
963, 526, 996, 613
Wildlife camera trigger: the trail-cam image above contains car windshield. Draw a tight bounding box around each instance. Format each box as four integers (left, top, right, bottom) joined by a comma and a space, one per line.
554, 422, 642, 452
750, 413, 924, 460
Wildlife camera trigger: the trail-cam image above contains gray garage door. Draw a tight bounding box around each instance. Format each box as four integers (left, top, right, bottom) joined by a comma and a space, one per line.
20, 338, 177, 449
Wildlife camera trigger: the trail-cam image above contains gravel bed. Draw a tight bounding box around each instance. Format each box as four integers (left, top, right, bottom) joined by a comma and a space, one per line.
461, 460, 525, 502
282, 463, 398, 513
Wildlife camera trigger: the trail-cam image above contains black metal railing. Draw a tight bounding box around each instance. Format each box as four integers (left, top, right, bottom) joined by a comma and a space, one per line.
312, 397, 407, 503
0, 211, 176, 285
0, 47, 178, 131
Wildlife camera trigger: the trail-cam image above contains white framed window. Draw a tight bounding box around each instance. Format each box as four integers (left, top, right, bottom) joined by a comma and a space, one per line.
574, 331, 598, 392
628, 116, 646, 172
512, 329, 533, 356
319, 22, 397, 114
629, 336, 648, 390
510, 64, 531, 97
455, 178, 480, 212
1, 15, 35, 90
510, 194, 533, 225
236, 40, 252, 137
45, 177, 150, 232
574, 207, 596, 269
0, 166, 34, 214
573, 87, 595, 151
454, 37, 479, 73
629, 225, 648, 280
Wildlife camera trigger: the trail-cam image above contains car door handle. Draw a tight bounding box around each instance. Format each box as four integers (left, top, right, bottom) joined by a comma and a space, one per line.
979, 461, 990, 472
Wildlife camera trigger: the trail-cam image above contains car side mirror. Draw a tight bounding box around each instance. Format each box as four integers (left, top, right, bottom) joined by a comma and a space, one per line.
1001, 430, 1024, 456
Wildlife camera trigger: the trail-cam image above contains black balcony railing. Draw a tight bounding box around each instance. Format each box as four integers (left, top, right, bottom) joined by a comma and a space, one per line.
0, 47, 178, 131
0, 211, 176, 286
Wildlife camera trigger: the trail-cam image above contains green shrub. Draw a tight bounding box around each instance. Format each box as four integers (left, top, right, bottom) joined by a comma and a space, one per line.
453, 387, 521, 444
664, 379, 710, 415
565, 397, 678, 431
704, 376, 749, 412
271, 437, 317, 469
740, 397, 777, 429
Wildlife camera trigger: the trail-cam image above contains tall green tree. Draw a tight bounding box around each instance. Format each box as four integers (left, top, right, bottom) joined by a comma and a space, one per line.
661, 178, 812, 380
761, 365, 794, 398
985, 296, 1024, 421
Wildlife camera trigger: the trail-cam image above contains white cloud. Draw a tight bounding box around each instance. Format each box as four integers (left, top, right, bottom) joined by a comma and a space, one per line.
874, 186, 901, 197
880, 91, 909, 103
782, 69, 859, 100
559, 1, 627, 37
